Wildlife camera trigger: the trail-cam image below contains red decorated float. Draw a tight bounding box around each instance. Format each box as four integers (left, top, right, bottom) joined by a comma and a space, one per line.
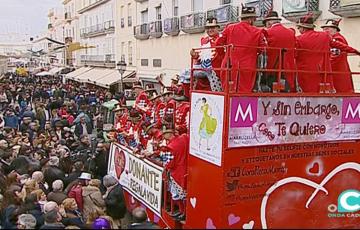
108, 44, 360, 229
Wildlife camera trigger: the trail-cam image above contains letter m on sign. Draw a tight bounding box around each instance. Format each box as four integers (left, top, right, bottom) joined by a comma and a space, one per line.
342, 98, 360, 124
230, 97, 258, 128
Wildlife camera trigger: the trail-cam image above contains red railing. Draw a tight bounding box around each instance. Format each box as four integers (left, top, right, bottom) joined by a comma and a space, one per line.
190, 44, 360, 95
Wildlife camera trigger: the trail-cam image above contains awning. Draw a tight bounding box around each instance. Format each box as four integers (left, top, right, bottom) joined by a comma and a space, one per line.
65, 67, 93, 80
139, 74, 158, 83
36, 71, 53, 77
93, 70, 137, 88
76, 68, 114, 83
49, 67, 64, 75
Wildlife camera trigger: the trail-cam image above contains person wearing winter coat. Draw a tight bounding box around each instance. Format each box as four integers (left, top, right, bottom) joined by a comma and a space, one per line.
82, 179, 105, 221
103, 175, 127, 228
47, 180, 67, 205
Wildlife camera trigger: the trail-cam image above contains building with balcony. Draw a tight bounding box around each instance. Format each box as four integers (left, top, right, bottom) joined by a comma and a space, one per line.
133, 0, 242, 86
47, 7, 66, 66
116, 0, 138, 80
78, 0, 116, 69
63, 0, 82, 66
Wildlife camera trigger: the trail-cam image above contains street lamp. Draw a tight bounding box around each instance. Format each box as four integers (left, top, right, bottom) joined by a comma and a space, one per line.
116, 56, 127, 92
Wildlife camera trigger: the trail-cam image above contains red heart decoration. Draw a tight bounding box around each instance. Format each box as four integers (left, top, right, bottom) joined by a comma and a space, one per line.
309, 162, 320, 174
265, 168, 360, 228
114, 148, 126, 180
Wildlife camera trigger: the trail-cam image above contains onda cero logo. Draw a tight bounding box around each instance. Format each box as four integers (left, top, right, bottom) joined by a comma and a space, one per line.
328, 189, 360, 218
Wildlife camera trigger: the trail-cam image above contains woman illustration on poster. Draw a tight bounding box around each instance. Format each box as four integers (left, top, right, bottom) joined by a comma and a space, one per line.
199, 98, 217, 150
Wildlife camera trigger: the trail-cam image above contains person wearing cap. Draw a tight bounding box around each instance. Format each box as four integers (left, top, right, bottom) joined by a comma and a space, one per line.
263, 11, 297, 92
126, 108, 143, 149
191, 17, 224, 92
216, 6, 266, 92
321, 19, 360, 93
296, 14, 354, 93
173, 93, 190, 135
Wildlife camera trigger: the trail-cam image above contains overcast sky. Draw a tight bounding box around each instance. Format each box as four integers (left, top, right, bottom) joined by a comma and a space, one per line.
0, 0, 61, 43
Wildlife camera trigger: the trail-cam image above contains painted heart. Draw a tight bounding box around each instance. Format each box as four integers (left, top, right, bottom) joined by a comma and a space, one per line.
114, 147, 126, 180
206, 218, 216, 229
228, 213, 240, 226
243, 220, 254, 229
309, 162, 320, 174
262, 162, 360, 229
190, 197, 197, 208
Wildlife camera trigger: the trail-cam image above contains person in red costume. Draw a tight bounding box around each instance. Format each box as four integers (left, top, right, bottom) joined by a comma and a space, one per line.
321, 19, 360, 93
216, 6, 266, 92
173, 94, 190, 135
263, 11, 297, 92
163, 127, 189, 221
296, 14, 335, 93
296, 14, 358, 93
191, 17, 224, 92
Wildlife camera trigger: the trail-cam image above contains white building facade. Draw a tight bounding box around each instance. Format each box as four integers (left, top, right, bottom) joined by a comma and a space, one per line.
78, 0, 116, 68
47, 7, 66, 66
63, 0, 82, 66
132, 0, 360, 86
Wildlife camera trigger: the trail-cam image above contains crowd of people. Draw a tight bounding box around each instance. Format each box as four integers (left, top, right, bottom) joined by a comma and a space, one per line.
0, 72, 168, 229
1, 6, 359, 230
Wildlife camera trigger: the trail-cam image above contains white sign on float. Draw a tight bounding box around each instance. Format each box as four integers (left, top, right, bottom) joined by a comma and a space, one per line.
228, 97, 360, 148
108, 143, 163, 216
189, 93, 225, 167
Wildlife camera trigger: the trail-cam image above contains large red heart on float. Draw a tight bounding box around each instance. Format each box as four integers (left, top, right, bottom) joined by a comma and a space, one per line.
263, 163, 360, 229
114, 147, 126, 180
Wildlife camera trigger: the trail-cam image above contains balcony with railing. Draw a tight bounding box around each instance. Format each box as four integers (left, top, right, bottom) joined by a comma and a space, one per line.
329, 0, 360, 17
164, 17, 180, 36
149, 21, 163, 38
207, 4, 239, 27
134, 23, 150, 40
282, 0, 321, 22
80, 20, 115, 38
78, 0, 111, 14
180, 12, 206, 34
80, 54, 115, 67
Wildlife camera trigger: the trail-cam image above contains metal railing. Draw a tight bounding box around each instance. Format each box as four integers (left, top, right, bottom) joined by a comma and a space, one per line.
282, 0, 321, 22
149, 21, 163, 38
164, 17, 180, 36
80, 54, 115, 62
180, 12, 206, 34
329, 0, 360, 17
190, 45, 360, 94
80, 20, 115, 38
134, 23, 150, 40
207, 4, 239, 25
